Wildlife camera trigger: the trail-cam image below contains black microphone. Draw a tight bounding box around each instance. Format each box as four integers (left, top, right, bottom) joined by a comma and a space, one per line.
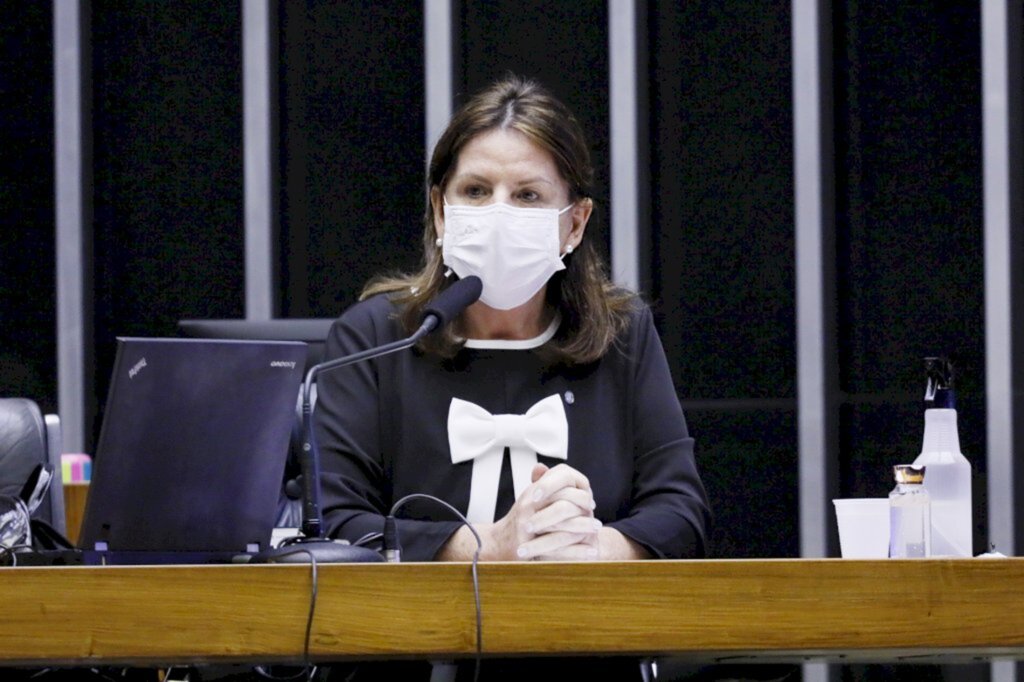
255, 276, 482, 563
420, 274, 483, 334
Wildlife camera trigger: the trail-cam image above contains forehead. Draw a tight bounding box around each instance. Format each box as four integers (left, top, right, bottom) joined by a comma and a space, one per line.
451, 128, 562, 183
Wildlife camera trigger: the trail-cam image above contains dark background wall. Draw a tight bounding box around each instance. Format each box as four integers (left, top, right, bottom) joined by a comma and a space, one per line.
0, 1, 56, 414
89, 0, 246, 446
0, 0, 1006, 603
649, 0, 798, 559
278, 1, 425, 318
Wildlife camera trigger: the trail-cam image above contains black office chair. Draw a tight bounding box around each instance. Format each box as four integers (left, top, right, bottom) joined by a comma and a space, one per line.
0, 397, 66, 537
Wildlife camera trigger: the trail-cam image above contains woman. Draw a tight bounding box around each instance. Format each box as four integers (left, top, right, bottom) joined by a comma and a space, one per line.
315, 76, 710, 565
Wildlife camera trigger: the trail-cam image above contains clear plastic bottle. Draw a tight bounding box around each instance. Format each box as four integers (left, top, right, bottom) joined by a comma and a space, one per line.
912, 357, 972, 557
889, 464, 931, 558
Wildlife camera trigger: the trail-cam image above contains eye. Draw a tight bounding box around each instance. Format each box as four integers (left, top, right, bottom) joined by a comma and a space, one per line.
518, 189, 540, 203
463, 185, 488, 200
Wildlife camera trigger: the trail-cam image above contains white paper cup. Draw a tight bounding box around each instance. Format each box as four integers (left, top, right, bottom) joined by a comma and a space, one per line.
833, 498, 890, 558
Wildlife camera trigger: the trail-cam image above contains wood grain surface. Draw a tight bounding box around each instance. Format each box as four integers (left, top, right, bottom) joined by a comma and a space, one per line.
2, 558, 1021, 666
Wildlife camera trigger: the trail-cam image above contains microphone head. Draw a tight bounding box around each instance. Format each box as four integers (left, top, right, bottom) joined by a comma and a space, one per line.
421, 275, 482, 330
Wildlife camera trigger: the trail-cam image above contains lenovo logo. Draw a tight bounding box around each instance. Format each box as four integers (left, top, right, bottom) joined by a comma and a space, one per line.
128, 358, 147, 379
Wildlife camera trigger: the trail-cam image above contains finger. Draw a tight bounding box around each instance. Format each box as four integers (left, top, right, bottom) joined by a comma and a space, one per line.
540, 516, 603, 536
531, 462, 549, 483
517, 530, 591, 560
508, 464, 553, 520
512, 465, 587, 540
543, 486, 596, 514
535, 542, 601, 562
526, 499, 599, 534
529, 464, 591, 505
547, 463, 591, 490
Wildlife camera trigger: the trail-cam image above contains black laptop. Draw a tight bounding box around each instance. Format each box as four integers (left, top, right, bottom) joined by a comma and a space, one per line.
78, 337, 306, 563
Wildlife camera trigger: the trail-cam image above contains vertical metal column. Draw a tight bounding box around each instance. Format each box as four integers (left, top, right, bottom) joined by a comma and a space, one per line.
608, 0, 641, 291
55, 0, 89, 452
424, 12, 458, 665
243, 0, 275, 320
425, 0, 453, 165
982, 1, 1020, 680
793, 0, 833, 561
793, 0, 834, 679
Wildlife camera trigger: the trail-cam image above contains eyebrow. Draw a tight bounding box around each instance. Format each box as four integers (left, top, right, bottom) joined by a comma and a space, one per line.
515, 176, 556, 187
451, 172, 556, 187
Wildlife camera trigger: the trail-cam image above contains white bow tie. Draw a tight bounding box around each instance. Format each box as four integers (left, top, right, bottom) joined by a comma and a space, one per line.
448, 394, 569, 524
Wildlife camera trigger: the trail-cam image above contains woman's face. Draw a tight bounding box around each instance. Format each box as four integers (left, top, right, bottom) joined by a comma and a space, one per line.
432, 127, 590, 251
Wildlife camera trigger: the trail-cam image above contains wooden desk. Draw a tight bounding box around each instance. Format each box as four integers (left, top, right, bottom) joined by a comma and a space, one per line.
2, 558, 1023, 667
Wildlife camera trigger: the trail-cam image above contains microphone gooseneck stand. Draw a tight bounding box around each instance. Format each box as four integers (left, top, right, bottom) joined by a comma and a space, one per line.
253, 276, 483, 564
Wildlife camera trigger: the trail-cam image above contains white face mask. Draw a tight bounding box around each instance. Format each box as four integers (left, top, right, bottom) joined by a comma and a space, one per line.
442, 201, 573, 310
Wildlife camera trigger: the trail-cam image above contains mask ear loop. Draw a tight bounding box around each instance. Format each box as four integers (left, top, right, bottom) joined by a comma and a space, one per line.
435, 236, 451, 276
436, 199, 449, 275
436, 190, 446, 250
559, 202, 579, 260
436, 193, 448, 251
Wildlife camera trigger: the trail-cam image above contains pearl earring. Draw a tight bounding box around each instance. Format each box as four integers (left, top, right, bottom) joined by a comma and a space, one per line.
435, 237, 443, 247
565, 244, 574, 255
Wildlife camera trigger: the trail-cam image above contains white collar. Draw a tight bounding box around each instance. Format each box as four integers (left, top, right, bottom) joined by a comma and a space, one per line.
463, 313, 561, 350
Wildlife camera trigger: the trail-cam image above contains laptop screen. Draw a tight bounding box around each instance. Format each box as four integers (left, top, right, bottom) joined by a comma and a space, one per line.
79, 337, 306, 556
177, 318, 333, 372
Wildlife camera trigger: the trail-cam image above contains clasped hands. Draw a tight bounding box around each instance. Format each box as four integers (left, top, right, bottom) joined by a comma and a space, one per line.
486, 462, 600, 561
439, 461, 649, 561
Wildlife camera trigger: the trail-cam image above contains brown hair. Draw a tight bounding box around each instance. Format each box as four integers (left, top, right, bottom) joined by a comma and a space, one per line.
362, 75, 635, 365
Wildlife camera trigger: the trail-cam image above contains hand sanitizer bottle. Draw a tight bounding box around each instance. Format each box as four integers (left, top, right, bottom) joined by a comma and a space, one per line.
911, 357, 972, 557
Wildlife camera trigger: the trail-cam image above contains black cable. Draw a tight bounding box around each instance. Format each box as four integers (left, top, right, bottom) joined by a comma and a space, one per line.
387, 493, 484, 682
161, 665, 192, 681
353, 531, 383, 548
253, 548, 320, 682
0, 543, 34, 567
275, 530, 381, 551
27, 666, 131, 681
